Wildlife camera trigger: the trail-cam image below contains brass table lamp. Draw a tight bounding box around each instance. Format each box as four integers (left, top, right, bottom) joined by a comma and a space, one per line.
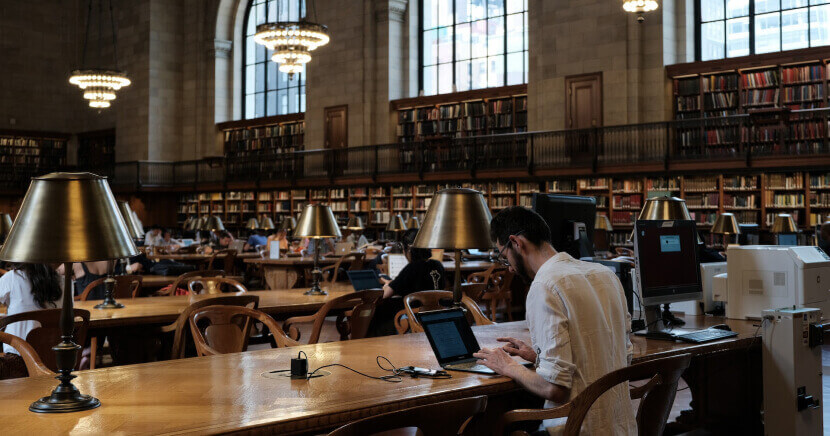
711, 213, 741, 248
386, 214, 408, 242
629, 195, 703, 243
407, 216, 421, 230
202, 215, 225, 232
294, 204, 341, 295
413, 188, 493, 304
771, 213, 797, 233
0, 172, 137, 413
246, 217, 261, 230
262, 216, 277, 231
345, 215, 364, 230
594, 214, 613, 252
118, 201, 143, 240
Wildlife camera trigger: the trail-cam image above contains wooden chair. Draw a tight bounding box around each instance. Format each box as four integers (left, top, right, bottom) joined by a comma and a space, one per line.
209, 249, 238, 275
189, 305, 297, 356
328, 395, 488, 436
0, 331, 53, 377
403, 290, 493, 333
156, 269, 226, 296
482, 270, 515, 322
283, 289, 383, 344
0, 308, 90, 372
186, 276, 247, 295
321, 252, 365, 285
498, 353, 692, 436
158, 295, 259, 360
465, 263, 497, 288
76, 275, 144, 301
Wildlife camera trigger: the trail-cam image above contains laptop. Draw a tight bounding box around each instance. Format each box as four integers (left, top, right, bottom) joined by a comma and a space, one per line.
229, 240, 246, 252
416, 308, 495, 375
346, 270, 383, 291
334, 242, 355, 256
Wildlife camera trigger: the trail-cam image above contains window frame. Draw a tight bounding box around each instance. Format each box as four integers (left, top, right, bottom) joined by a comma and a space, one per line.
418, 0, 527, 96
695, 0, 829, 61
242, 0, 307, 120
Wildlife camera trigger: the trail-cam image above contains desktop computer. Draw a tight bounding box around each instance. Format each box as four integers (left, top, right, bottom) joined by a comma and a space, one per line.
532, 193, 596, 259
633, 219, 737, 342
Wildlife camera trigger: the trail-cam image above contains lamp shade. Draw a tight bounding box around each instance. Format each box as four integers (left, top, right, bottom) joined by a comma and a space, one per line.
407, 216, 421, 230
638, 196, 692, 221
0, 213, 13, 237
182, 216, 193, 230
130, 210, 144, 236
595, 214, 613, 231
345, 215, 364, 230
246, 217, 261, 230
0, 172, 138, 263
413, 188, 493, 250
771, 214, 797, 233
711, 213, 741, 235
202, 215, 225, 232
277, 217, 293, 231
386, 214, 408, 232
259, 216, 275, 230
117, 201, 143, 239
293, 204, 342, 239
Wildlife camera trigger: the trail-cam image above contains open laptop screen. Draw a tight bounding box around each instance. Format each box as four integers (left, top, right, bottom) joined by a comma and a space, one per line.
346, 270, 382, 291
417, 309, 481, 364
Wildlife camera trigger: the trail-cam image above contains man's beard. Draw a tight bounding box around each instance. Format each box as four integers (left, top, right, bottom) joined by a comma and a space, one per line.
513, 251, 531, 282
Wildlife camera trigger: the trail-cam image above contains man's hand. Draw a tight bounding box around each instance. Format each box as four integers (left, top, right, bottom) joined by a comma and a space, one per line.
497, 337, 536, 363
473, 347, 522, 376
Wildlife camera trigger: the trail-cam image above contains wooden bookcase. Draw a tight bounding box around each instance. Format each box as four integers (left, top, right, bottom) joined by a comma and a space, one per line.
0, 130, 67, 170
77, 129, 115, 168
218, 114, 304, 168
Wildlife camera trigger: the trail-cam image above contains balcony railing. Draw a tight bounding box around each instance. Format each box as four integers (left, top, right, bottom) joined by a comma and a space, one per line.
79, 107, 830, 189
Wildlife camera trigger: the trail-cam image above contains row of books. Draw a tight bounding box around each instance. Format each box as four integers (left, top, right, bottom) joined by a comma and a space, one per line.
489, 99, 513, 114
723, 176, 757, 190
742, 70, 780, 89
702, 75, 739, 92
610, 211, 637, 225
789, 122, 827, 140
782, 65, 825, 83
0, 137, 66, 148
548, 180, 576, 192
647, 178, 680, 191
809, 192, 830, 207
674, 78, 700, 96
782, 85, 824, 103
742, 89, 780, 106
685, 193, 719, 207
393, 199, 412, 209
223, 123, 304, 142
613, 180, 642, 192
724, 194, 757, 208
685, 177, 718, 191
703, 92, 736, 110
764, 193, 805, 207
688, 211, 718, 225
676, 96, 699, 112
490, 197, 516, 208
767, 173, 803, 189
612, 195, 642, 209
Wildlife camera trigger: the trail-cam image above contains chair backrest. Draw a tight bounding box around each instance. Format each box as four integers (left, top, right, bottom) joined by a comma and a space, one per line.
500, 353, 692, 436
209, 249, 238, 274
284, 289, 383, 344
465, 264, 497, 286
403, 290, 493, 333
162, 269, 226, 296
167, 294, 259, 359
77, 275, 144, 301
0, 308, 90, 372
325, 252, 366, 284
187, 276, 247, 295
328, 395, 488, 436
0, 331, 53, 377
188, 304, 297, 356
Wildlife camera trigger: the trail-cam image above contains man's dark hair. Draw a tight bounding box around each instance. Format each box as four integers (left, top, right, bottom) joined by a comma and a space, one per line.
489, 206, 552, 247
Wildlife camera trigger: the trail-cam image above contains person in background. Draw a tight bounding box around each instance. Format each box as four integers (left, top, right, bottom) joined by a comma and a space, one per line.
56, 261, 112, 299
346, 229, 369, 248
144, 226, 164, 247
203, 231, 233, 255
474, 206, 636, 435
244, 229, 268, 252
157, 229, 181, 252
0, 263, 62, 379
303, 237, 335, 257
369, 229, 445, 336
262, 229, 289, 255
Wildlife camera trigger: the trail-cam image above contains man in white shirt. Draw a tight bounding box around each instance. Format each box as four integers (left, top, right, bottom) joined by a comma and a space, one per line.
474, 206, 636, 435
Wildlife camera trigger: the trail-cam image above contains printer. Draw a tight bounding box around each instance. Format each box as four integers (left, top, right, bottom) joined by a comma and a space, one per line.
713, 245, 830, 319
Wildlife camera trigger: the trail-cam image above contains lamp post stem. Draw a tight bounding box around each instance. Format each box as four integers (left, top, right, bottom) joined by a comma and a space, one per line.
29, 262, 101, 412
305, 239, 327, 295
453, 250, 462, 304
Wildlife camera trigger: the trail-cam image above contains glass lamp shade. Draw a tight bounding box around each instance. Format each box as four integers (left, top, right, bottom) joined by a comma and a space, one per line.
412, 188, 493, 250
407, 216, 421, 230
623, 0, 659, 13
771, 214, 797, 233
386, 214, 408, 232
345, 216, 365, 230
277, 217, 294, 231
0, 172, 138, 263
595, 214, 613, 231
293, 204, 341, 239
246, 218, 261, 230
117, 201, 143, 239
711, 213, 741, 235
202, 216, 225, 232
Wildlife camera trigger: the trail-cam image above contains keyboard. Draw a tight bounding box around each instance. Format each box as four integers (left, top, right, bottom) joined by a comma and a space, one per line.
445, 362, 495, 373
674, 328, 738, 344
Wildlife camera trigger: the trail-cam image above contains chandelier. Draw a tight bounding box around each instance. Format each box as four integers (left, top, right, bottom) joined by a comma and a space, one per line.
623, 0, 659, 22
253, 0, 329, 79
69, 0, 130, 109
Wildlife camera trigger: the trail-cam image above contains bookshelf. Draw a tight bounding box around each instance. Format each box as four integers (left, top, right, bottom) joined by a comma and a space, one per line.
0, 130, 67, 170
77, 129, 115, 169
217, 115, 305, 178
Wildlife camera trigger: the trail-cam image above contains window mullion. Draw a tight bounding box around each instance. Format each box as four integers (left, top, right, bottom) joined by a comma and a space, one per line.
749, 0, 755, 55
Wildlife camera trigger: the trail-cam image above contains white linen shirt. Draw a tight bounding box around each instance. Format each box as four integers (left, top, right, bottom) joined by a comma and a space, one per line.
526, 252, 636, 435
0, 270, 62, 355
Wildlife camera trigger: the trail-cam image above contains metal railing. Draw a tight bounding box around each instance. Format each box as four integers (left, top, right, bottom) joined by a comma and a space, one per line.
78, 107, 830, 189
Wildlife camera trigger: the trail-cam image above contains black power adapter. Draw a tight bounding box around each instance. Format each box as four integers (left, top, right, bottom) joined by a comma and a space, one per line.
291, 351, 308, 379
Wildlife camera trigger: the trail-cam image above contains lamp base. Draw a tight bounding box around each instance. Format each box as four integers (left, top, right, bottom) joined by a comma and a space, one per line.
303, 285, 327, 296
93, 300, 124, 310
29, 383, 101, 413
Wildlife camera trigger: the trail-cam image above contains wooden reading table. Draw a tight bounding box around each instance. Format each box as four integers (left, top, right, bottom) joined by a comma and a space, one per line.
0, 316, 762, 435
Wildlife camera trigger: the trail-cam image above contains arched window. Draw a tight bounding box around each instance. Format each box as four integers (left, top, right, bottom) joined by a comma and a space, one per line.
420, 0, 528, 96
697, 0, 830, 61
243, 0, 306, 119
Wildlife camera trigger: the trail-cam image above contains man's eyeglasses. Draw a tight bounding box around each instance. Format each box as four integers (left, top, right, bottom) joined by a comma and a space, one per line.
494, 231, 524, 267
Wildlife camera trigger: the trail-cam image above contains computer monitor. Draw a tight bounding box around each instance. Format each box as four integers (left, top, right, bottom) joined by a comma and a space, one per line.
633, 219, 703, 339
532, 193, 596, 259
776, 233, 797, 246
738, 224, 759, 245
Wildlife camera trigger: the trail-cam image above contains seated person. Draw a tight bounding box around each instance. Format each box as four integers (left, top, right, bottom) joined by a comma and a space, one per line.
473, 206, 635, 434
302, 237, 335, 257
117, 253, 156, 275
264, 229, 290, 254
157, 229, 181, 252
57, 261, 112, 299
0, 263, 62, 379
369, 229, 445, 336
346, 229, 369, 248
202, 231, 234, 255
244, 230, 268, 252
144, 226, 164, 247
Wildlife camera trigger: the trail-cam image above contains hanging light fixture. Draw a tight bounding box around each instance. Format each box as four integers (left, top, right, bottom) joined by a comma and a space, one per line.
69, 0, 130, 109
254, 0, 329, 79
623, 0, 659, 22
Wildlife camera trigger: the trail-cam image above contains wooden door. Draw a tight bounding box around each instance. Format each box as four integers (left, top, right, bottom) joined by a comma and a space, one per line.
565, 73, 602, 129
325, 105, 347, 176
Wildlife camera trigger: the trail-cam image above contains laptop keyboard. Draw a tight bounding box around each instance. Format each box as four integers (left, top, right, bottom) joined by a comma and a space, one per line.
446, 362, 493, 372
